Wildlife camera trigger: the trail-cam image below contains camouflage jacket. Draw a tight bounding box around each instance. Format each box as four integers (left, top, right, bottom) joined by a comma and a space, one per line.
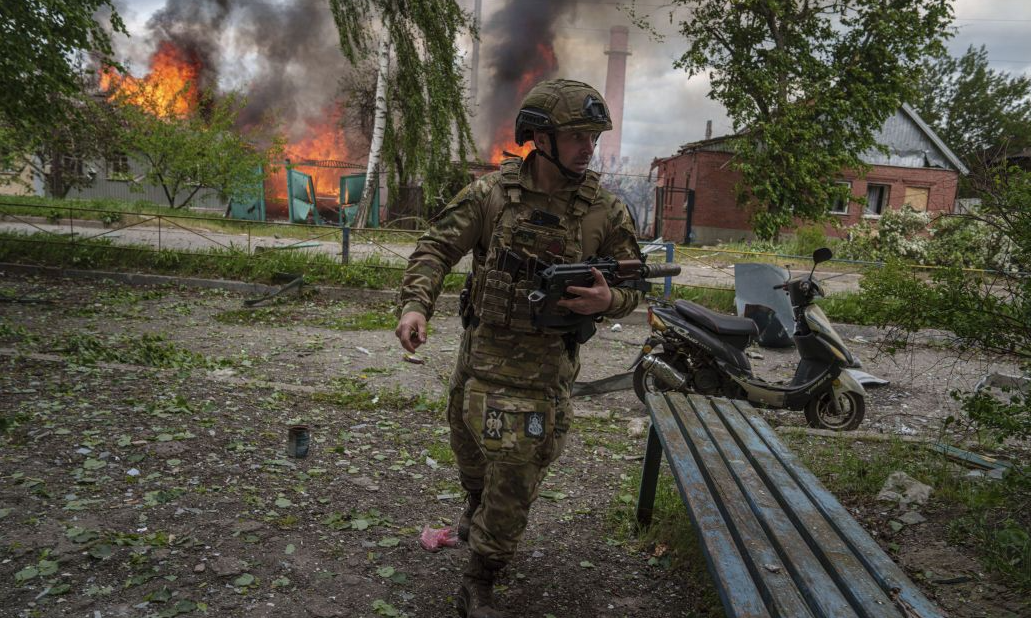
399, 151, 643, 323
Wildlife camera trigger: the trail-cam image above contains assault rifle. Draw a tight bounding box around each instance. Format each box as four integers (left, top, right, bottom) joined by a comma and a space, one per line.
527, 257, 682, 343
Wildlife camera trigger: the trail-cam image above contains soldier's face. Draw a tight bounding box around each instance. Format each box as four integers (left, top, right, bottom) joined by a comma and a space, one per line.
536, 130, 599, 175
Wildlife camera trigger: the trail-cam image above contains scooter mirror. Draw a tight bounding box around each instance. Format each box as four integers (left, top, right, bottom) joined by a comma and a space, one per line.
812, 247, 833, 264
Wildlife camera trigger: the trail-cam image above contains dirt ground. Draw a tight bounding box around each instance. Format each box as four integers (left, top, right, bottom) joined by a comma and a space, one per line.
0, 271, 1025, 618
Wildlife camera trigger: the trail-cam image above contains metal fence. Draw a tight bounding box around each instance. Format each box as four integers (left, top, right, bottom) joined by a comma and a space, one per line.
1, 201, 1023, 295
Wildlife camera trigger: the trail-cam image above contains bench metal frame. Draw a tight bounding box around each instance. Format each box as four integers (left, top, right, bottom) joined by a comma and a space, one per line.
636, 392, 943, 618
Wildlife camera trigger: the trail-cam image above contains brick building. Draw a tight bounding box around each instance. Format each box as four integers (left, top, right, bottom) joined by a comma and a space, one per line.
649, 104, 968, 244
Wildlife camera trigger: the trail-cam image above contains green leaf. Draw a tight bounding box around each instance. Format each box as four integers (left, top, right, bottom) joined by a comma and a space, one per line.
275, 497, 292, 508
377, 537, 400, 547
233, 573, 255, 587
351, 518, 370, 531
272, 576, 291, 587
89, 544, 113, 560
284, 543, 296, 555
371, 599, 400, 617
14, 566, 38, 582
83, 458, 106, 470
146, 586, 173, 602
0, 508, 11, 519
37, 560, 58, 576
376, 566, 395, 578
579, 561, 595, 569
155, 433, 174, 442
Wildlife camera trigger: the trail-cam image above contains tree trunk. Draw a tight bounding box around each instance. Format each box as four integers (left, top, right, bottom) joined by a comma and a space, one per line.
354, 37, 390, 229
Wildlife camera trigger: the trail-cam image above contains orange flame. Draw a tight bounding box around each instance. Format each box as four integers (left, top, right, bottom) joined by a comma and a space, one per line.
283, 113, 351, 197
488, 42, 558, 165
100, 42, 200, 118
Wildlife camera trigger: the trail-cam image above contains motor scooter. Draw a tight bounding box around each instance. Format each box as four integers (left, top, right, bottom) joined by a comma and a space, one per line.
632, 247, 866, 430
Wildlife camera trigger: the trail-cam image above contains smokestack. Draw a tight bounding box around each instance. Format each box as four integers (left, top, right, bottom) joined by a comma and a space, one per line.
705, 120, 712, 140
601, 25, 630, 167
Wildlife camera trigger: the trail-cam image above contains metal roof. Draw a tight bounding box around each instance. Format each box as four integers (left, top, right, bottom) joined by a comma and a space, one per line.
666, 105, 968, 175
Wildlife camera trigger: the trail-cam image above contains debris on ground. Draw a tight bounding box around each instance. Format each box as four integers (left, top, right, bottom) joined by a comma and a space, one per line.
419, 525, 459, 552
877, 471, 933, 509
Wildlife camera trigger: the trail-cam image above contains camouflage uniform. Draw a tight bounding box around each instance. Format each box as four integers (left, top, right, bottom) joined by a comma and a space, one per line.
399, 148, 642, 564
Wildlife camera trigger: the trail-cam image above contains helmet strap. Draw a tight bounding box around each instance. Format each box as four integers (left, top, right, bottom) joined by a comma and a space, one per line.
536, 133, 585, 182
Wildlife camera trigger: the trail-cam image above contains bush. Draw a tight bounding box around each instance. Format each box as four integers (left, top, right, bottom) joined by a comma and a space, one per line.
838, 206, 930, 263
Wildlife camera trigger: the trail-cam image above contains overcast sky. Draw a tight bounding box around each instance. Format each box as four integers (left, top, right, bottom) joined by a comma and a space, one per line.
115, 0, 1031, 167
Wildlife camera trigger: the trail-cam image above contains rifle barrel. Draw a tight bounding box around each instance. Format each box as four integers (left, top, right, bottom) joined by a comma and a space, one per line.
642, 262, 681, 279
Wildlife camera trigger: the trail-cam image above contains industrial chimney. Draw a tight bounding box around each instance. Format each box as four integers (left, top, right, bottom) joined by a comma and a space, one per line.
601, 25, 630, 168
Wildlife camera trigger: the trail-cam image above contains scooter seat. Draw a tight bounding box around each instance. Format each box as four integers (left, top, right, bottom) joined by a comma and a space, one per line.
674, 300, 759, 337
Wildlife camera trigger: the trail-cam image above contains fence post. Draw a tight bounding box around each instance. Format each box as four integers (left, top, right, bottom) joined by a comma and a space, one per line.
341, 225, 350, 264
665, 242, 675, 298
158, 216, 162, 252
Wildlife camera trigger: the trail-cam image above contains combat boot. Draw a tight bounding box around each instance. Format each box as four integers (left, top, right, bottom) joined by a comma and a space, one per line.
455, 552, 505, 618
457, 489, 481, 543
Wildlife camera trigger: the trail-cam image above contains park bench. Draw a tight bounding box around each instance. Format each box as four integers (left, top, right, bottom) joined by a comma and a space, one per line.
635, 392, 944, 618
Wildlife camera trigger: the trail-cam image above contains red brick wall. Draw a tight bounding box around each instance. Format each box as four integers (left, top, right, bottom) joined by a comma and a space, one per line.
653, 150, 960, 243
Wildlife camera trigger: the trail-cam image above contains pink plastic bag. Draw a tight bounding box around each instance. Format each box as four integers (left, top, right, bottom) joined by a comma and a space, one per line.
419, 525, 459, 551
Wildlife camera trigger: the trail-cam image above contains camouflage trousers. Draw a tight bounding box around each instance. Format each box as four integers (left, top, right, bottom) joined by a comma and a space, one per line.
446, 323, 578, 564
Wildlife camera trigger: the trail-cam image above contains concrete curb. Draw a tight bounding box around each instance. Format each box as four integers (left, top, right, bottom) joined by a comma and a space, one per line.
0, 261, 651, 325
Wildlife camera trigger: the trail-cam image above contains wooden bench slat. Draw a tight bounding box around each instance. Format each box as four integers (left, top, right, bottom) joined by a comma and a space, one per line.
645, 392, 773, 618
707, 397, 899, 618
732, 400, 947, 618
680, 394, 859, 618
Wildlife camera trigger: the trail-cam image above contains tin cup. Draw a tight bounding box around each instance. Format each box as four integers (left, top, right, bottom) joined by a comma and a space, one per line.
286, 424, 311, 458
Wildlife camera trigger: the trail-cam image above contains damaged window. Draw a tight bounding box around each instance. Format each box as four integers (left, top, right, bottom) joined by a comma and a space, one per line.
829, 181, 851, 215
865, 183, 889, 216
107, 153, 130, 181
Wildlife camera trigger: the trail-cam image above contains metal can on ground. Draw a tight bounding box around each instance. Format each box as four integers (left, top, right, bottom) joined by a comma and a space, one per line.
286, 424, 311, 458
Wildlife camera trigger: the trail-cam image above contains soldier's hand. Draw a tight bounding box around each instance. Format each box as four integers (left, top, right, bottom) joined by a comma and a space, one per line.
396, 311, 428, 353
558, 267, 613, 315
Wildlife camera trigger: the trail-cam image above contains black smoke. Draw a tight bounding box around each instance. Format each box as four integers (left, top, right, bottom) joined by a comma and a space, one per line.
125, 0, 347, 140
478, 0, 577, 153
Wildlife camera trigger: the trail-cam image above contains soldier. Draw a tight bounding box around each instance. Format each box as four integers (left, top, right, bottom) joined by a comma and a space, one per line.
395, 79, 642, 617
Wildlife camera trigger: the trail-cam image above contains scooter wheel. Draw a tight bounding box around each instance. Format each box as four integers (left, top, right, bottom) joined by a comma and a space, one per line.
804, 390, 865, 431
632, 353, 684, 404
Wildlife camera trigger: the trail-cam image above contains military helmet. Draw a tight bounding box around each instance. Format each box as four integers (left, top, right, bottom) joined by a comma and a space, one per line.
514, 79, 613, 146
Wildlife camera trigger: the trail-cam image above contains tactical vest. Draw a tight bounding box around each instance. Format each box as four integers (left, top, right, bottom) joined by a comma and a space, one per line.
470, 157, 602, 334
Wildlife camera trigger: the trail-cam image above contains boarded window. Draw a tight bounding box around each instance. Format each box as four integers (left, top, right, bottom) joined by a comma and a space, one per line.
865, 183, 889, 216
903, 186, 929, 212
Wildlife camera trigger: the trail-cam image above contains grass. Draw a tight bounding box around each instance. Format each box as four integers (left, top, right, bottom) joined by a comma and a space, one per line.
605, 468, 723, 616
605, 429, 1030, 601
0, 195, 427, 244
57, 332, 231, 370
781, 431, 1031, 590
313, 376, 445, 415
0, 231, 466, 292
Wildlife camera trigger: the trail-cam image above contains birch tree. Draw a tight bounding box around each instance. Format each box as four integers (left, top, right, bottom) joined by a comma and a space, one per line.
328, 0, 475, 228
354, 38, 391, 228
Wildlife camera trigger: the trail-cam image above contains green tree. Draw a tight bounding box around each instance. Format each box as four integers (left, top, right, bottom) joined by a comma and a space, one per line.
651, 0, 953, 240
0, 1, 128, 197
911, 45, 1031, 169
328, 0, 475, 227
0, 1, 126, 139
861, 165, 1031, 439
118, 89, 283, 209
